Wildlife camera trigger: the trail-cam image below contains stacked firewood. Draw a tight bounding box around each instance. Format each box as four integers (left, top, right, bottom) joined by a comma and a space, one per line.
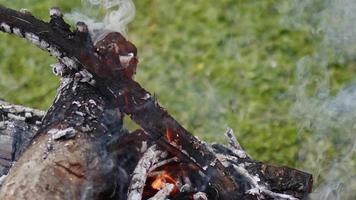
0, 6, 312, 200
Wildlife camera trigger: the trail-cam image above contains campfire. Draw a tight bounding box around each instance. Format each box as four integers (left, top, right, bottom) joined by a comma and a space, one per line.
0, 5, 312, 200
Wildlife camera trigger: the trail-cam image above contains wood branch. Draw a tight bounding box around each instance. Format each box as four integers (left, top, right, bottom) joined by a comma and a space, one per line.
147, 183, 174, 200
127, 144, 164, 200
210, 143, 312, 199
193, 192, 208, 200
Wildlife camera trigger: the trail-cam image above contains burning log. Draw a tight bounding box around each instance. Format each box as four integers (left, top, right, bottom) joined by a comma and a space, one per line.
0, 5, 312, 200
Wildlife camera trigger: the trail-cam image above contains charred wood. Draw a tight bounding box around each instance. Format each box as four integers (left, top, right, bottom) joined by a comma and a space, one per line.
0, 77, 128, 200
0, 100, 44, 176
0, 5, 313, 200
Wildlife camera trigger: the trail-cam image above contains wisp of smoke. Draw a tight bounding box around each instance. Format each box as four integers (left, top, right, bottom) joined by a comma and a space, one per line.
293, 58, 356, 199
65, 0, 135, 42
287, 0, 356, 199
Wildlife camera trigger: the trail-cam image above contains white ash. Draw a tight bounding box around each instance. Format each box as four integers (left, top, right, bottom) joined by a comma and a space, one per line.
0, 174, 7, 186
72, 79, 79, 92
80, 125, 92, 132
193, 192, 208, 200
216, 153, 240, 166
72, 101, 82, 107
149, 157, 178, 173
214, 148, 300, 200
159, 151, 168, 159
79, 69, 93, 83
16, 30, 64, 61
140, 141, 147, 153
51, 63, 66, 77
12, 27, 23, 37
147, 183, 174, 200
54, 77, 73, 104
141, 93, 151, 100
88, 99, 97, 106
44, 137, 54, 159
25, 32, 40, 46
127, 144, 163, 200
76, 21, 88, 32
0, 22, 11, 33
49, 7, 62, 17
7, 113, 25, 121
61, 57, 77, 70
119, 52, 135, 68
260, 188, 299, 200
48, 46, 62, 58
180, 184, 192, 193
40, 40, 49, 50
48, 127, 77, 140
75, 111, 85, 117
0, 100, 45, 117
209, 159, 218, 167
88, 79, 96, 86
224, 128, 247, 158
247, 187, 299, 200
233, 164, 259, 189
24, 112, 32, 118
19, 8, 31, 15
84, 105, 97, 119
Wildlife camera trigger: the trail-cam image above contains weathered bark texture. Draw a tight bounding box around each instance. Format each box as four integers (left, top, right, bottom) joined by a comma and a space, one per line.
0, 5, 313, 200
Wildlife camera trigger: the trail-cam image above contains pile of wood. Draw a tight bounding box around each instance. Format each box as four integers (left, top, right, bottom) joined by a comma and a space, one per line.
0, 6, 312, 200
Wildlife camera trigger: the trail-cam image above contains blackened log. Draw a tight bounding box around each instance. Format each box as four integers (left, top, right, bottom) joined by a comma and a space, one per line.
0, 6, 241, 199
0, 5, 313, 199
211, 143, 312, 199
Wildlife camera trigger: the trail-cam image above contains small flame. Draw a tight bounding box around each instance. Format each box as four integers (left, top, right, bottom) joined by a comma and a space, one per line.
166, 127, 172, 143
151, 171, 177, 194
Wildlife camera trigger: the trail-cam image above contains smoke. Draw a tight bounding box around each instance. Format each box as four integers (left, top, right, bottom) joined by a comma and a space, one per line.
65, 0, 135, 41
287, 0, 356, 199
293, 58, 356, 199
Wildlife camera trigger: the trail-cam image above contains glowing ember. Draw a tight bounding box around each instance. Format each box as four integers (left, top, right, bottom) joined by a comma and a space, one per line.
151, 171, 178, 195
166, 127, 172, 143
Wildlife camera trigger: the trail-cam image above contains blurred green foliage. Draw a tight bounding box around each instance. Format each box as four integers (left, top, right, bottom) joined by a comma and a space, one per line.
0, 0, 353, 167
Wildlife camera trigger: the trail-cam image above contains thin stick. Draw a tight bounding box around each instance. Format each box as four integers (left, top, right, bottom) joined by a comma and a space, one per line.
193, 191, 208, 200
127, 144, 163, 200
149, 157, 178, 172
147, 183, 174, 200
224, 128, 247, 158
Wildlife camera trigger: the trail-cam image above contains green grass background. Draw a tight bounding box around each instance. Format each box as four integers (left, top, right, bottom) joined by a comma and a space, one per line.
0, 0, 353, 168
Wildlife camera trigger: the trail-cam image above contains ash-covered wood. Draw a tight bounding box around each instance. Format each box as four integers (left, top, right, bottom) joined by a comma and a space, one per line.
147, 183, 174, 200
127, 144, 165, 200
0, 5, 313, 200
0, 76, 128, 200
0, 100, 44, 176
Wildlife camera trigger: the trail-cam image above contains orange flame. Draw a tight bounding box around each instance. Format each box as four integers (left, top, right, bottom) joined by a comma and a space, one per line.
151, 171, 177, 194
166, 127, 172, 143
